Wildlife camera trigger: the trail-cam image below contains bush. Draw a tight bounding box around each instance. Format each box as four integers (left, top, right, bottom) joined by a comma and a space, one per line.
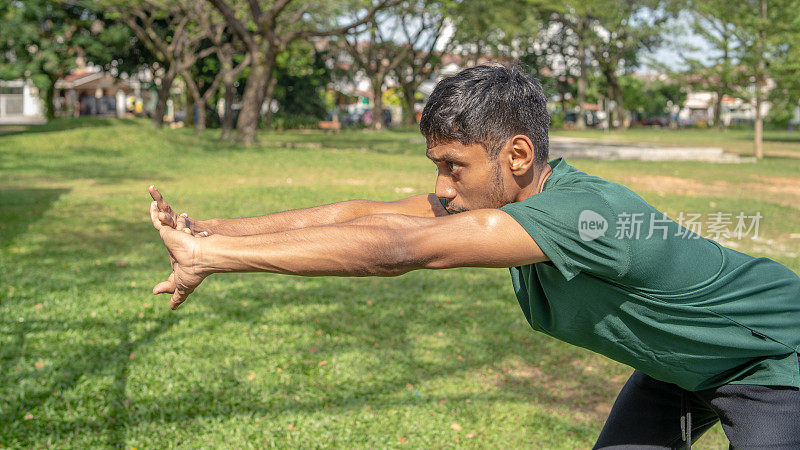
550, 113, 565, 129
766, 107, 793, 130
270, 113, 320, 130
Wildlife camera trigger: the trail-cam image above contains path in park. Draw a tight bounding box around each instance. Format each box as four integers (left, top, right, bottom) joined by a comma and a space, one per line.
549, 136, 753, 162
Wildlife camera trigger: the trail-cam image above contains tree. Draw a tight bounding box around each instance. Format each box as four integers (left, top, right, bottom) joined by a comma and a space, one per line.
340, 4, 431, 130
273, 42, 332, 122
446, 0, 535, 65
200, 9, 250, 139
733, 0, 800, 158
675, 0, 800, 158
585, 0, 666, 129
620, 74, 684, 121
0, 0, 121, 119
538, 5, 591, 129
676, 4, 739, 129
208, 0, 400, 144
111, 0, 215, 128
390, 0, 449, 125
765, 7, 800, 130
539, 1, 665, 129
179, 3, 247, 132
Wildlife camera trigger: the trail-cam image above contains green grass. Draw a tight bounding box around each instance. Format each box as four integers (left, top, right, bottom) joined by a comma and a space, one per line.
2, 119, 799, 448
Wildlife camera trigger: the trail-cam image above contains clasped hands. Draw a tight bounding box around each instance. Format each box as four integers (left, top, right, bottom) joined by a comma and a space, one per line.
148, 185, 213, 310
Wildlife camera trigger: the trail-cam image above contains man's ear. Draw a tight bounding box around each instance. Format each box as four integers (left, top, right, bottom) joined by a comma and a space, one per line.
506, 135, 535, 176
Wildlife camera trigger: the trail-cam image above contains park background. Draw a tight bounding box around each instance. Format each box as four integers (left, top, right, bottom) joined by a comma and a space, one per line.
2, 0, 800, 448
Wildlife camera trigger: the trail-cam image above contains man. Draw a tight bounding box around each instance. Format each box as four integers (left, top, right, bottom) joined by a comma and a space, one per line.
149, 65, 800, 448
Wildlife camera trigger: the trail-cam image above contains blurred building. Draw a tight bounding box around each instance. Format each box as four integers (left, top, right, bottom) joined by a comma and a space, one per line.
54, 69, 133, 118
1, 65, 139, 124
679, 91, 771, 127
0, 79, 46, 125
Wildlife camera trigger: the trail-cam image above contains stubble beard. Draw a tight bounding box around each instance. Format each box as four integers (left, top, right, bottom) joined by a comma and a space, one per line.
446, 160, 511, 213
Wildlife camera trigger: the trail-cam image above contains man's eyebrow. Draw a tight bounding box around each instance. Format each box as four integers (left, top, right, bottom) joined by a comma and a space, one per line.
426, 150, 462, 162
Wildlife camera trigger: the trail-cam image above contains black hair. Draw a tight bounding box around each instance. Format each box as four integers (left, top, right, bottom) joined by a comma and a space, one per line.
419, 63, 550, 166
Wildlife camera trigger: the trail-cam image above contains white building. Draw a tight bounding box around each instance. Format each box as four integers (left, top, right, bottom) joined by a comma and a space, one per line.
0, 79, 46, 125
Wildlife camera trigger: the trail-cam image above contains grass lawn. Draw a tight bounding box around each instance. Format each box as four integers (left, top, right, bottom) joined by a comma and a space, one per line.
1, 119, 798, 448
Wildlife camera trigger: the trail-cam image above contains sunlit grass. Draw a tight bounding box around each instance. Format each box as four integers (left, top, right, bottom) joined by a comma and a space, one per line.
2, 118, 798, 447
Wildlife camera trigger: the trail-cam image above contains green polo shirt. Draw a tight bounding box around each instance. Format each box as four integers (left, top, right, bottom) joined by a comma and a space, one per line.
499, 157, 800, 391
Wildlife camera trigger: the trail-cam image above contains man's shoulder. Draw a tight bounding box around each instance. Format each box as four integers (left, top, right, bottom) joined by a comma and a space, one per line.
504, 179, 637, 214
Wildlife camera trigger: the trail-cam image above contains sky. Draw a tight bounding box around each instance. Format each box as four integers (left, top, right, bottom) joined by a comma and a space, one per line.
638, 13, 714, 73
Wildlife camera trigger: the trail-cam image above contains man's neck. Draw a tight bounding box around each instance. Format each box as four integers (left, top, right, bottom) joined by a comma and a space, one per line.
514, 163, 553, 203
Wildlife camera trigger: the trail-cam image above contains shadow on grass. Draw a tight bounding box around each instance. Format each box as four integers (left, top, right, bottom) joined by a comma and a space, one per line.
0, 315, 181, 447
0, 273, 616, 445
1, 273, 618, 445
187, 129, 428, 155
0, 187, 70, 247
123, 273, 620, 434
763, 134, 800, 144
1, 143, 165, 185
0, 117, 127, 137
0, 209, 620, 446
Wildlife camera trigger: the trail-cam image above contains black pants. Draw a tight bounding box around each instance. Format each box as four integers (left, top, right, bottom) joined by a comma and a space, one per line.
594, 370, 800, 449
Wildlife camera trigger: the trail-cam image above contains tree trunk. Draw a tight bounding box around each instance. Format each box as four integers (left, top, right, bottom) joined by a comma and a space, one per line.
236, 48, 275, 144
603, 69, 626, 130
236, 62, 266, 144
754, 0, 766, 159
614, 81, 626, 130
714, 92, 724, 129
370, 78, 384, 130
263, 75, 278, 129
194, 100, 206, 131
401, 82, 417, 126
45, 75, 58, 120
185, 87, 195, 128
754, 93, 763, 158
221, 79, 235, 140
154, 67, 177, 128
575, 18, 588, 130
219, 48, 237, 140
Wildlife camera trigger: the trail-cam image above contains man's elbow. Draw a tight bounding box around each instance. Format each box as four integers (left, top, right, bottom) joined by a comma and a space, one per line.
379, 226, 441, 274
346, 213, 434, 276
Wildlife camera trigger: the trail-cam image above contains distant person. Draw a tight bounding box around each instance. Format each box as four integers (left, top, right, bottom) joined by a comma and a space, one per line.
148, 64, 800, 448
382, 109, 391, 128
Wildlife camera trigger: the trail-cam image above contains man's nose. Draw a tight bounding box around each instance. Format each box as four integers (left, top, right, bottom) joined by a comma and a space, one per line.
435, 175, 456, 200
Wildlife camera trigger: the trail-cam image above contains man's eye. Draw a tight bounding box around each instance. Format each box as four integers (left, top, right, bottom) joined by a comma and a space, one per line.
447, 162, 460, 171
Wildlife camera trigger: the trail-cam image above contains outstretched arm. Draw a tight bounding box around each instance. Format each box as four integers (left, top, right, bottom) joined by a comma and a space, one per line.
151, 205, 548, 310
149, 185, 448, 237
202, 193, 449, 236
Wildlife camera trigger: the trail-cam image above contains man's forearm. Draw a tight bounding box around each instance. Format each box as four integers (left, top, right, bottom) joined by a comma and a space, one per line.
200, 214, 424, 277
200, 194, 445, 237
201, 200, 378, 237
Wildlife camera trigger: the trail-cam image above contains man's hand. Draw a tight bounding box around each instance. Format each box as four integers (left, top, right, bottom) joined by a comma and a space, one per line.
148, 185, 211, 237
150, 201, 210, 310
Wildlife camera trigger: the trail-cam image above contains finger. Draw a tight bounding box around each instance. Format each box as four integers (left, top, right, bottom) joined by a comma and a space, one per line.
153, 279, 176, 295
149, 185, 174, 215
158, 211, 176, 228
177, 218, 193, 235
176, 214, 188, 231
150, 201, 163, 230
153, 272, 175, 294
170, 290, 188, 310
